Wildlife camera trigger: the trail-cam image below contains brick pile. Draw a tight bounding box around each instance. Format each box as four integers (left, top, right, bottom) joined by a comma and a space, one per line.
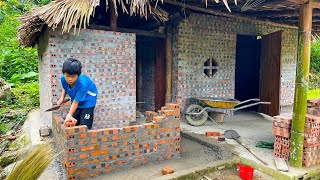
304, 99, 320, 167
52, 103, 181, 179
272, 99, 320, 167
273, 115, 292, 161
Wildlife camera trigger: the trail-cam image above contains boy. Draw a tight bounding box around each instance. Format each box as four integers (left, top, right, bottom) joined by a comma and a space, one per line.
57, 58, 98, 130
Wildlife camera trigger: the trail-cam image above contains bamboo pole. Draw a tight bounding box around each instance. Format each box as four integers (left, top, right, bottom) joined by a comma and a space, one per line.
290, 2, 313, 168
165, 25, 173, 103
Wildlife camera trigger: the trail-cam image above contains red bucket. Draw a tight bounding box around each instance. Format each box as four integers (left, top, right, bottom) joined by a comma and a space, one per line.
237, 162, 254, 180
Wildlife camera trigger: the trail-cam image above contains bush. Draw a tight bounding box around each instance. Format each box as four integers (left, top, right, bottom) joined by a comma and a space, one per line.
12, 82, 40, 108
0, 1, 38, 85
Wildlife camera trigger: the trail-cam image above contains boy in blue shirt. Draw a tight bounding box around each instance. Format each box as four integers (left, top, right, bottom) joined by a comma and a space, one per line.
57, 58, 98, 130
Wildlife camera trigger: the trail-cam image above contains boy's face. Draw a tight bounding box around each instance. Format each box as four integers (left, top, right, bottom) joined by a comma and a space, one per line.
64, 73, 79, 86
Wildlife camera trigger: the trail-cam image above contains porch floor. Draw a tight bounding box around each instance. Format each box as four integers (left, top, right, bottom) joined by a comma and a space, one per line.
180, 110, 320, 179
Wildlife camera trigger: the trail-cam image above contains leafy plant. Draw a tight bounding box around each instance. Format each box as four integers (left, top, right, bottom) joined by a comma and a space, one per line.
0, 0, 38, 84
11, 81, 40, 108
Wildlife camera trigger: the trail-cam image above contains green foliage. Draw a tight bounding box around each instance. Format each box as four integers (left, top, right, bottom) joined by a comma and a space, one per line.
0, 0, 38, 84
0, 124, 8, 134
309, 42, 320, 90
307, 89, 320, 99
12, 81, 40, 108
311, 41, 320, 74
31, 0, 51, 6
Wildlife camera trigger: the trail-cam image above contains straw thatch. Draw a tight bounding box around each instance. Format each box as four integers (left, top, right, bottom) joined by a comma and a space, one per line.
17, 0, 170, 47
18, 0, 238, 47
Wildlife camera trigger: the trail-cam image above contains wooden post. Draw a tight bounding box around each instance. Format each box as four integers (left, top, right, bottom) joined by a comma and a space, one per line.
110, 2, 117, 31
290, 2, 313, 168
165, 26, 173, 103
137, 41, 143, 110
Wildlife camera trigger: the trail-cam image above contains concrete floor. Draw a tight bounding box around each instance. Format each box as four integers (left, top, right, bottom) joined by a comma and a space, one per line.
94, 137, 234, 180
180, 110, 320, 179
29, 109, 320, 179
181, 110, 275, 166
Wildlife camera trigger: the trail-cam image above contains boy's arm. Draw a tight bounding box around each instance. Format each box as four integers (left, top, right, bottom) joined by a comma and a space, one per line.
65, 100, 79, 123
57, 89, 67, 105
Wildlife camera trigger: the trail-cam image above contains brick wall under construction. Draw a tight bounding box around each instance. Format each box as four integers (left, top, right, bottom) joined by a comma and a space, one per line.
172, 13, 298, 113
52, 104, 181, 179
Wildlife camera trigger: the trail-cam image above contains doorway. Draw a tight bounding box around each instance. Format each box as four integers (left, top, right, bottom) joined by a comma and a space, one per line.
235, 32, 282, 116
136, 36, 166, 112
235, 35, 261, 111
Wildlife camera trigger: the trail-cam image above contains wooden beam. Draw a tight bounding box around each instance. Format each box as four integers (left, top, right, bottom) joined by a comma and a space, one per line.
290, 1, 313, 168
248, 10, 299, 18
88, 25, 166, 38
163, 0, 298, 29
312, 1, 320, 9
165, 25, 173, 103
110, 1, 117, 31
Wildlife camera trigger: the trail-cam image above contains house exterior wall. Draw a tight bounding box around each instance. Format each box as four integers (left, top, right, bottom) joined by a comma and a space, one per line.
38, 29, 136, 129
172, 13, 298, 113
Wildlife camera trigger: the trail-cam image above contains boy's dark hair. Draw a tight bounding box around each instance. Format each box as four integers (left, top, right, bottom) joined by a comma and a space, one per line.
62, 58, 82, 75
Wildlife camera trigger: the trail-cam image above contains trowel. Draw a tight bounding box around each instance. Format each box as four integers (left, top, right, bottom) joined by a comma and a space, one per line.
45, 98, 70, 112
224, 130, 269, 166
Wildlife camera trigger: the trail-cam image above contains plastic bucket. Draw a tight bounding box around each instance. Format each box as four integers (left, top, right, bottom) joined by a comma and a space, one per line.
237, 162, 254, 180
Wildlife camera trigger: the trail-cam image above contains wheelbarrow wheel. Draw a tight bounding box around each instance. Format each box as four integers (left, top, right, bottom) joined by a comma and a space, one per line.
185, 104, 208, 126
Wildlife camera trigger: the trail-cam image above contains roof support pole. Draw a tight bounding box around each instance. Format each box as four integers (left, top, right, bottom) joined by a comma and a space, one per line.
290, 1, 313, 168
110, 1, 117, 31
165, 25, 173, 103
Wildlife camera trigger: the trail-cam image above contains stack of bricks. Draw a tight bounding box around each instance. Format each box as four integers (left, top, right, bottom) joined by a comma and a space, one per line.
304, 99, 320, 167
52, 103, 181, 179
273, 115, 292, 161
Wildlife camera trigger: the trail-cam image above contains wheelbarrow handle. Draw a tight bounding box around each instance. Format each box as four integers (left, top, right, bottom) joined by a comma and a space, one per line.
237, 98, 261, 106
233, 101, 271, 112
262, 102, 271, 105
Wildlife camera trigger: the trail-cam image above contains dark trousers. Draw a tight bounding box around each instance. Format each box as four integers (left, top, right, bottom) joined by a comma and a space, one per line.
73, 107, 95, 130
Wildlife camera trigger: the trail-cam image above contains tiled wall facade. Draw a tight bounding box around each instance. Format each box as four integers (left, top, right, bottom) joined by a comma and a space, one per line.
172, 13, 298, 113
38, 29, 136, 129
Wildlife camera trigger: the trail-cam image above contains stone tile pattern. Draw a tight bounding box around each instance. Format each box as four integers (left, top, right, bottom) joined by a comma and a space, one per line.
273, 115, 292, 161
52, 103, 181, 179
172, 13, 297, 113
39, 29, 136, 129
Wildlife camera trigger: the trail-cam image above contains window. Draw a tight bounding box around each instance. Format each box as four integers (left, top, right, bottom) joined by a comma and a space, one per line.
204, 57, 219, 77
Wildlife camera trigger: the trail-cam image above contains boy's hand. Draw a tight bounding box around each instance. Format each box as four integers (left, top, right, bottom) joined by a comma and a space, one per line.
57, 98, 64, 106
65, 113, 77, 124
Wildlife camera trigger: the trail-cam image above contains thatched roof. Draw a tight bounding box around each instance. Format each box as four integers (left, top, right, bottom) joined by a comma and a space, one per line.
17, 0, 173, 47
18, 0, 240, 47
18, 0, 320, 47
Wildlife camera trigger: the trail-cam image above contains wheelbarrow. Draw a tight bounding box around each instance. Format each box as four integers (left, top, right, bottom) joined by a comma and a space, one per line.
185, 98, 271, 126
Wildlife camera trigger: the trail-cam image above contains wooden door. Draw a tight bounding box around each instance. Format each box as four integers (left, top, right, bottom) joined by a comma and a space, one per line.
155, 38, 166, 110
259, 31, 282, 116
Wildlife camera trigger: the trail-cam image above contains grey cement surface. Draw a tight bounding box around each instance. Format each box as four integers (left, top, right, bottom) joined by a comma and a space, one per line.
181, 110, 320, 178
94, 137, 233, 180
181, 110, 275, 167
26, 109, 319, 179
